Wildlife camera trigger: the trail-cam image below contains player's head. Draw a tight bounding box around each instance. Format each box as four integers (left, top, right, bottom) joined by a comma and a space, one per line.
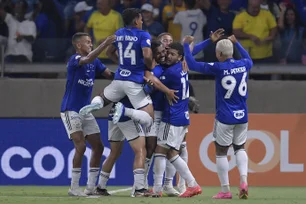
166, 42, 184, 66
72, 32, 92, 55
215, 39, 233, 62
122, 8, 143, 29
151, 40, 166, 65
157, 32, 173, 48
184, 0, 196, 9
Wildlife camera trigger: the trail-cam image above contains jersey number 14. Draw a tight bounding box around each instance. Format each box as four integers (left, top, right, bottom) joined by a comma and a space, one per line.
118, 42, 136, 65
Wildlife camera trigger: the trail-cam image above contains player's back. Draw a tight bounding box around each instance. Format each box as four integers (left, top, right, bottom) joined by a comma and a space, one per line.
114, 27, 151, 84
214, 58, 250, 124
61, 54, 102, 113
160, 62, 189, 126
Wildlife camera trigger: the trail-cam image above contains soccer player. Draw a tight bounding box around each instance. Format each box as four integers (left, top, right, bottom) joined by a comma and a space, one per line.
157, 32, 193, 194
183, 30, 252, 199
97, 97, 148, 197
60, 32, 116, 196
141, 40, 180, 197
173, 0, 207, 60
79, 8, 177, 126
151, 42, 201, 198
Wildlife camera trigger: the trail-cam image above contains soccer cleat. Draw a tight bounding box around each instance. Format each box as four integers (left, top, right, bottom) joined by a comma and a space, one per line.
162, 185, 180, 197
79, 103, 103, 116
133, 188, 151, 197
130, 186, 136, 197
179, 185, 202, 198
239, 182, 248, 199
177, 184, 187, 194
68, 188, 88, 197
84, 187, 95, 195
95, 187, 111, 196
112, 102, 125, 124
212, 192, 232, 199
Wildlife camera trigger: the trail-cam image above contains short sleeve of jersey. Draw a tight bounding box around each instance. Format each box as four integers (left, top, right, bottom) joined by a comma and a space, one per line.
141, 32, 152, 48
86, 12, 95, 28
232, 12, 244, 29
95, 59, 107, 73
69, 55, 81, 70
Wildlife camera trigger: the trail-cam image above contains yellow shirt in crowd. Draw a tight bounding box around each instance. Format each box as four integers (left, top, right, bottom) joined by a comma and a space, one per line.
233, 9, 277, 59
87, 10, 123, 59
162, 5, 186, 41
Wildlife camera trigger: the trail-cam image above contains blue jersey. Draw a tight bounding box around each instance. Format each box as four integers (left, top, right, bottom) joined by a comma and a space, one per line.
160, 62, 190, 126
150, 65, 165, 111
114, 27, 151, 84
108, 97, 133, 122
60, 54, 106, 113
184, 41, 253, 124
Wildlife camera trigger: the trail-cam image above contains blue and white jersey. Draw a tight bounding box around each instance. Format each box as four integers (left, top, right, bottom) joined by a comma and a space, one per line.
184, 41, 253, 124
61, 54, 106, 113
108, 97, 134, 122
114, 27, 151, 84
160, 62, 190, 126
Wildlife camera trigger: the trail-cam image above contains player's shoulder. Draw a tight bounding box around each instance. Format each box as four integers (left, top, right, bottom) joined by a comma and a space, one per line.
68, 54, 81, 63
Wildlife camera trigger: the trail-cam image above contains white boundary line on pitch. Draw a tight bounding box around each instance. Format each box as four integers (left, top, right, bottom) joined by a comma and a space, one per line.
0, 187, 132, 199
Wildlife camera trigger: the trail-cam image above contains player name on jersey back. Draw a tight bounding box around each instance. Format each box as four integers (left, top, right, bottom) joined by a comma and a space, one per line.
114, 27, 151, 84
216, 59, 250, 125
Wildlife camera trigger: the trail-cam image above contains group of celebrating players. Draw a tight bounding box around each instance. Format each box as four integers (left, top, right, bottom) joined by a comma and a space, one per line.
60, 8, 252, 200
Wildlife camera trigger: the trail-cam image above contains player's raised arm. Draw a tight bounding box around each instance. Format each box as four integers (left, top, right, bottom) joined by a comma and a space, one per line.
191, 28, 224, 55
143, 47, 153, 70
183, 40, 216, 75
228, 35, 253, 70
76, 34, 116, 65
106, 43, 119, 64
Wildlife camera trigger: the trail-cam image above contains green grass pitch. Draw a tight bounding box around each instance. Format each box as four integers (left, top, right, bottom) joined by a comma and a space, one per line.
0, 186, 306, 204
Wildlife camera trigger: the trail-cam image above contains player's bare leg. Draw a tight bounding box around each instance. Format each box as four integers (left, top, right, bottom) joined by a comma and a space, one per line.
177, 135, 188, 194
69, 131, 88, 197
212, 143, 232, 199
97, 141, 124, 196
144, 136, 157, 190
84, 133, 104, 195
129, 136, 148, 197
233, 143, 248, 199
167, 149, 201, 198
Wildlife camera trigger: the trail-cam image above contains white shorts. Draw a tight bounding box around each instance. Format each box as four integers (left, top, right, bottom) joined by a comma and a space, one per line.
157, 122, 188, 151
212, 119, 248, 146
104, 80, 152, 109
144, 111, 162, 137
108, 120, 144, 142
60, 111, 100, 139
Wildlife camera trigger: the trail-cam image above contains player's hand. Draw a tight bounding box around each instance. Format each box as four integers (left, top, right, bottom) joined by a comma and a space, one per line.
182, 60, 189, 72
166, 89, 179, 106
103, 35, 116, 46
182, 35, 194, 44
228, 35, 238, 44
210, 28, 224, 42
143, 76, 154, 87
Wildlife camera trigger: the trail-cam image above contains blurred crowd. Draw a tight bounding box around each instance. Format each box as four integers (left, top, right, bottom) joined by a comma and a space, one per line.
0, 0, 305, 65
